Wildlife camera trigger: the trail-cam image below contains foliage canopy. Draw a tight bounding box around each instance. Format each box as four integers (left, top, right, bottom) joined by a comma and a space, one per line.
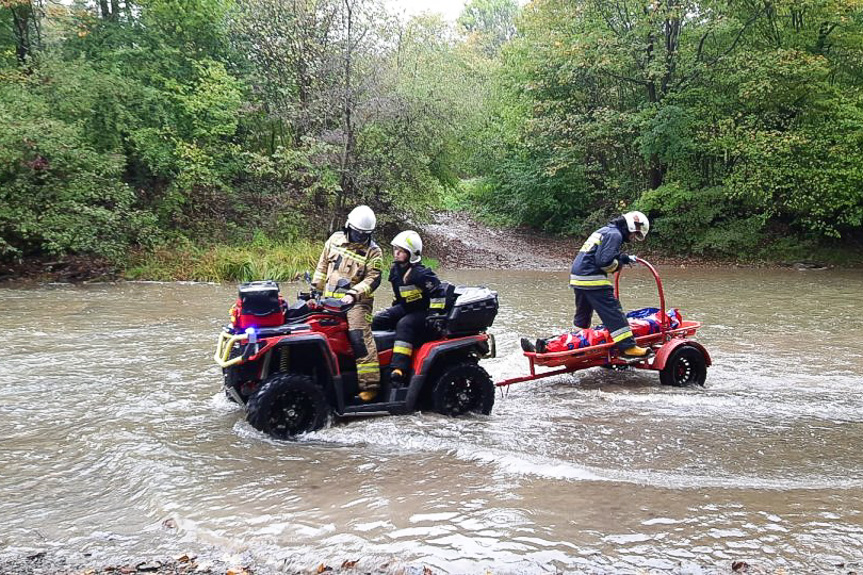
1, 0, 862, 267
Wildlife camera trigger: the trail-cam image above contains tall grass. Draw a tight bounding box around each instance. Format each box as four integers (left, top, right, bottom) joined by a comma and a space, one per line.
125, 234, 442, 283
125, 238, 322, 282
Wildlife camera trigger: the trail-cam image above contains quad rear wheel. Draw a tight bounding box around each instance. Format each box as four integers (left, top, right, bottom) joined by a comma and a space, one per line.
659, 345, 707, 387
431, 361, 495, 417
247, 373, 329, 438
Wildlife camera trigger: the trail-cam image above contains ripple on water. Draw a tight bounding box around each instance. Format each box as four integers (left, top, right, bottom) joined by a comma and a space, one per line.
3, 274, 863, 573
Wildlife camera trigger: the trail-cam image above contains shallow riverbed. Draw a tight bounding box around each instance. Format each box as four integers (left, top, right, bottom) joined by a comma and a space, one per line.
2, 267, 863, 574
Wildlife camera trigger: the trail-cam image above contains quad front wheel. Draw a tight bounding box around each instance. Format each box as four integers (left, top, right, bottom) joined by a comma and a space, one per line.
247, 373, 329, 438
431, 361, 495, 416
659, 345, 707, 387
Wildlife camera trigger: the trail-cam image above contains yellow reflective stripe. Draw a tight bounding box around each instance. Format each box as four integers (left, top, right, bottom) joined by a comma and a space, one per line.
570, 278, 612, 287
330, 245, 368, 264
401, 290, 422, 302
393, 346, 413, 355
370, 257, 383, 271
357, 362, 379, 374
429, 300, 445, 309
312, 271, 326, 280
579, 232, 602, 252
601, 259, 619, 273
612, 330, 634, 343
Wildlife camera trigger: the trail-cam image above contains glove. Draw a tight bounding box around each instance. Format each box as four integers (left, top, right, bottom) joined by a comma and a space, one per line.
620, 254, 637, 266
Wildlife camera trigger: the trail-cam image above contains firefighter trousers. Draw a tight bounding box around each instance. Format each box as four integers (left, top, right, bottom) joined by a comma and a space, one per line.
372, 305, 427, 375
573, 288, 636, 350
347, 301, 379, 391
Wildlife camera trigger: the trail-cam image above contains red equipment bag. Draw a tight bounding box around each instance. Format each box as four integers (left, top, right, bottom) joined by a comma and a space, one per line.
541, 308, 682, 353
230, 280, 287, 330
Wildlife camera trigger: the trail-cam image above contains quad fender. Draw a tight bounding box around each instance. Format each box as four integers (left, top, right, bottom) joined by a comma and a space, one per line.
267, 333, 343, 408
652, 339, 711, 371
269, 332, 340, 374
405, 334, 494, 410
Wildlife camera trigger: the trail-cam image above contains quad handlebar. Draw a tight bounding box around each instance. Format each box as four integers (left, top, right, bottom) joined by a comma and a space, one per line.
298, 272, 355, 314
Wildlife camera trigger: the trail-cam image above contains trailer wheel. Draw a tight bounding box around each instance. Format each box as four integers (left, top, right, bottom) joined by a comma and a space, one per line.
431, 361, 494, 417
247, 373, 329, 438
659, 345, 707, 387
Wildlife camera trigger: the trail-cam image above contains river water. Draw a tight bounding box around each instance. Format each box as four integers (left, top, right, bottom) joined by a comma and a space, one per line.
2, 267, 863, 574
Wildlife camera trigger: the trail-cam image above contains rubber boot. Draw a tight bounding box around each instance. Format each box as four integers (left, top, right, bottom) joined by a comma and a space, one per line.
520, 338, 536, 352
620, 345, 652, 359
535, 339, 547, 353
390, 368, 405, 387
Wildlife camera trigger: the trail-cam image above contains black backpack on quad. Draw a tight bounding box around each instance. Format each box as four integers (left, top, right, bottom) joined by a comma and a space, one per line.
214, 280, 498, 439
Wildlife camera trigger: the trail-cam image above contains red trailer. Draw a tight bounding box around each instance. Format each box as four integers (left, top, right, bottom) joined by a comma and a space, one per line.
497, 258, 710, 389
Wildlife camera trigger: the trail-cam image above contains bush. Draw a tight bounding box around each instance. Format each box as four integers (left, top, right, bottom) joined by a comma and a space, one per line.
0, 78, 151, 261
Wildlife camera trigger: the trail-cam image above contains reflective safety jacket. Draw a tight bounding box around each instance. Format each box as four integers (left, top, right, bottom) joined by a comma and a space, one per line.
570, 220, 628, 290
388, 262, 445, 313
312, 231, 383, 302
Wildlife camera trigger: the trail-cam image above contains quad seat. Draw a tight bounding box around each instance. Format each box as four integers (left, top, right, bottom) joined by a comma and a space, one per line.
373, 330, 397, 351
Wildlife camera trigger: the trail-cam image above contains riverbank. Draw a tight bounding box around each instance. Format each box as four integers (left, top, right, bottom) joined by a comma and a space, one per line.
421, 211, 863, 271
0, 547, 805, 575
0, 212, 847, 284
419, 211, 764, 270
0, 240, 322, 284
0, 551, 229, 575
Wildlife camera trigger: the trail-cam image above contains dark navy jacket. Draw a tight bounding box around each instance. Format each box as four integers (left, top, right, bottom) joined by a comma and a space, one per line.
570, 219, 629, 289
388, 263, 445, 313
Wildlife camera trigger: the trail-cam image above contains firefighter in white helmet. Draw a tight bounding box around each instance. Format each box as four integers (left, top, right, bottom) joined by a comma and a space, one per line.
312, 205, 383, 401
372, 230, 445, 386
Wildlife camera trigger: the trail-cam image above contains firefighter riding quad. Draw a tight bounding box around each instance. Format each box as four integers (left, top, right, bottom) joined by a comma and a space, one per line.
498, 258, 711, 390
214, 278, 498, 439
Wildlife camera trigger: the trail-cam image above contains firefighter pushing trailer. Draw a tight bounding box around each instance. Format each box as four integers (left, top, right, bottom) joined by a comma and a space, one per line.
497, 258, 711, 390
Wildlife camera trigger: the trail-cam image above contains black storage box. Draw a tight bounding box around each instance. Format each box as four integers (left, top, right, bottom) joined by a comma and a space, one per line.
232, 281, 286, 330
425, 282, 455, 336
444, 286, 498, 336
239, 280, 282, 315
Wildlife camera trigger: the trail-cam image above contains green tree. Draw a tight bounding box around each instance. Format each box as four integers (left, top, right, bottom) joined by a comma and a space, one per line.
1, 0, 42, 65
457, 0, 519, 56
476, 0, 863, 251
0, 73, 151, 259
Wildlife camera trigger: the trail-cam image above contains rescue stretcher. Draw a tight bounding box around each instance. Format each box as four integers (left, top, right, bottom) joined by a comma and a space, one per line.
497, 258, 710, 388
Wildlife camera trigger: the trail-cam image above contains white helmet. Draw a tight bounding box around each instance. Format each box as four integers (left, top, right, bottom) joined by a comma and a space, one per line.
623, 211, 649, 241
346, 205, 376, 232
392, 230, 423, 264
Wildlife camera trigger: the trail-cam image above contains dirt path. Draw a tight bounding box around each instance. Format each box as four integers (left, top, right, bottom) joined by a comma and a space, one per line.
420, 212, 575, 270
419, 211, 793, 270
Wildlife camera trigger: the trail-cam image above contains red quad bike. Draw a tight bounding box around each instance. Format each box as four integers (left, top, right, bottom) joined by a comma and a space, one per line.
497, 258, 711, 390
214, 277, 499, 439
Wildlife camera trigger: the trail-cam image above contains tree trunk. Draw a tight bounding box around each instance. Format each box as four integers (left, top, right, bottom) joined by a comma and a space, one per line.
10, 4, 32, 66
339, 0, 355, 203
99, 0, 111, 19
649, 154, 664, 190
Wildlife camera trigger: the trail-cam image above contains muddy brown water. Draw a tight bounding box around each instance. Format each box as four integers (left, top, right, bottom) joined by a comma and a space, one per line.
2, 267, 863, 574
